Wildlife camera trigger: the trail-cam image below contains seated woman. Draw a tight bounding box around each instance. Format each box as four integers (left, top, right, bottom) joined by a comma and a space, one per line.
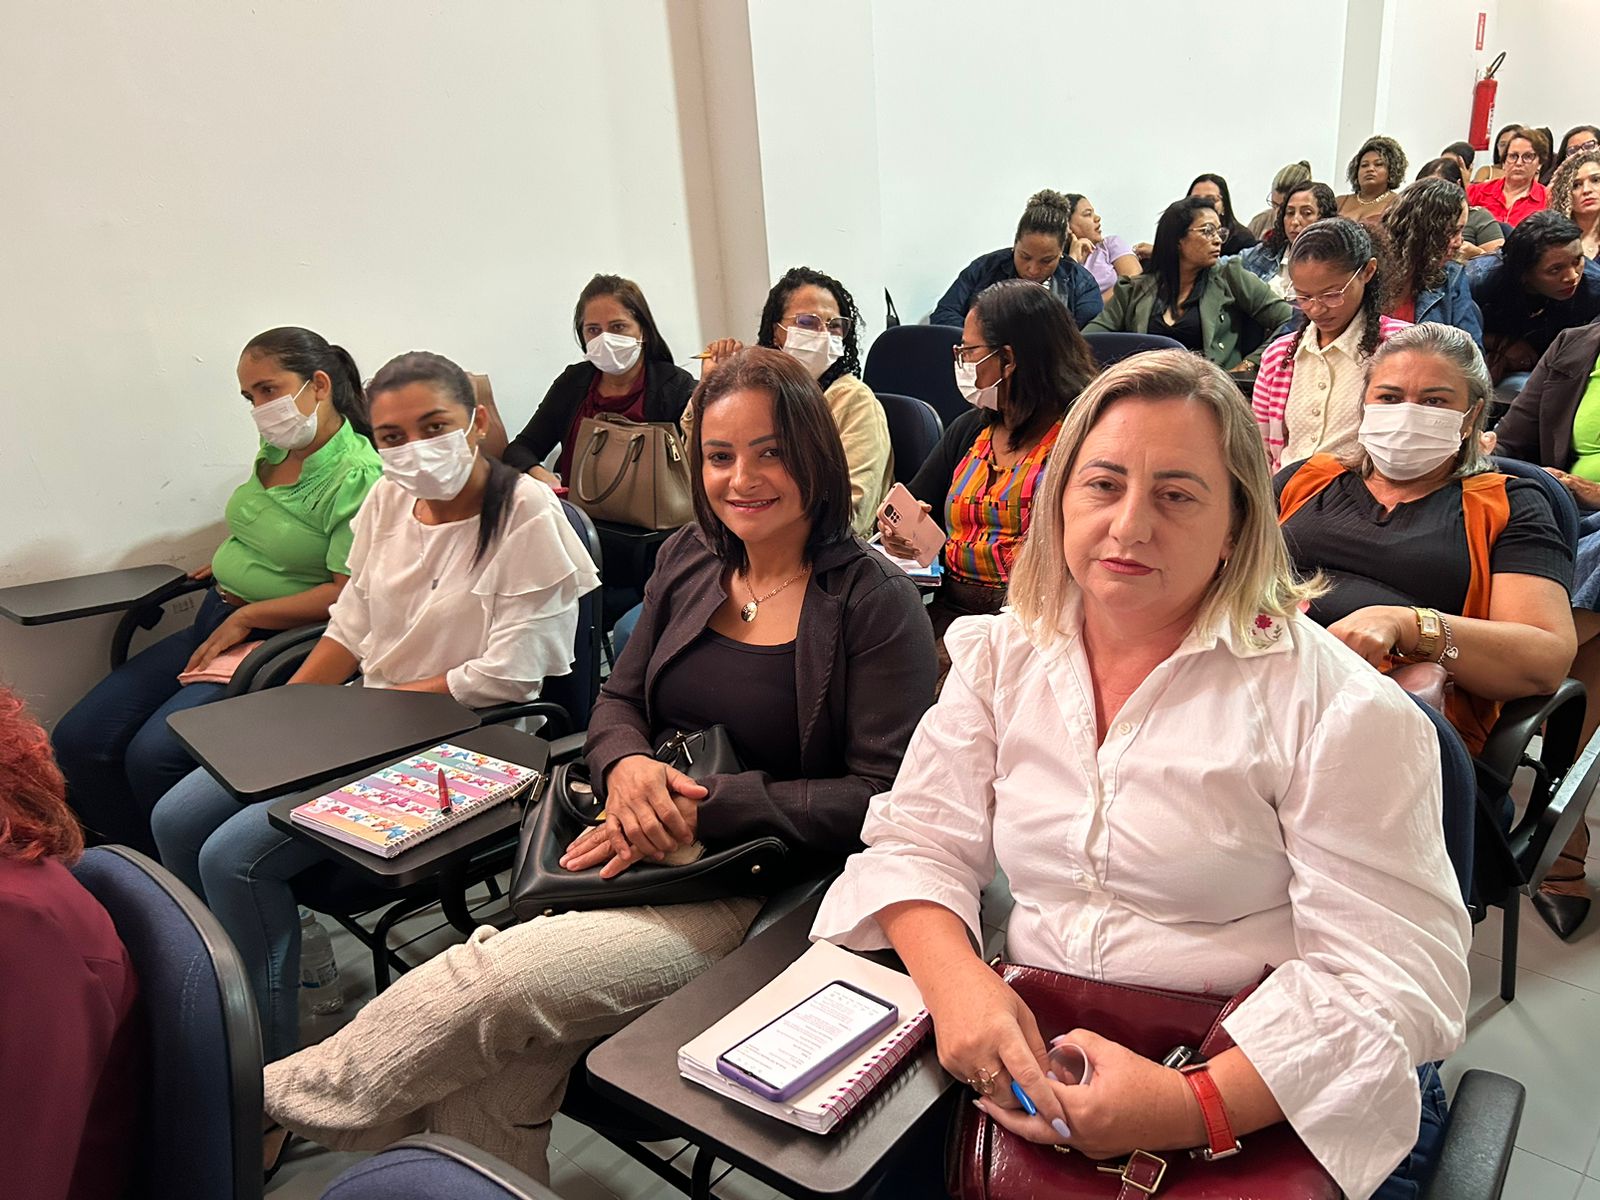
2, 689, 142, 1200
1254, 217, 1407, 470
1415, 157, 1505, 258
1245, 159, 1313, 239
1560, 124, 1600, 162
150, 351, 601, 1063
883, 280, 1093, 673
1468, 126, 1551, 228
1337, 134, 1408, 225
51, 327, 380, 857
932, 189, 1104, 329
1186, 173, 1257, 256
1472, 124, 1520, 184
1548, 148, 1600, 261
691, 266, 891, 538
1467, 211, 1600, 389
255, 348, 937, 1180
1087, 197, 1293, 373
1277, 323, 1574, 764
501, 273, 695, 486
813, 348, 1473, 1200
1063, 192, 1141, 300
1238, 180, 1338, 297
1384, 178, 1485, 347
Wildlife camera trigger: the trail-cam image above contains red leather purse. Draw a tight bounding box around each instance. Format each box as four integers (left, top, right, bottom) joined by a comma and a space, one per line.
948, 962, 1339, 1199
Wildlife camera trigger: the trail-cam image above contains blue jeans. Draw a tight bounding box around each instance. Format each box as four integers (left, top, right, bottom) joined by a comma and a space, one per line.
151, 766, 325, 1062
52, 589, 236, 856
1373, 1064, 1449, 1199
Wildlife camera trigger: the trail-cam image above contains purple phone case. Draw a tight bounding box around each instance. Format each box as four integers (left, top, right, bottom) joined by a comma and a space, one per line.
715, 980, 899, 1103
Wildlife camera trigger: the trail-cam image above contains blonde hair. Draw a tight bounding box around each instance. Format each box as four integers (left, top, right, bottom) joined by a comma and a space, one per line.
1008, 350, 1322, 646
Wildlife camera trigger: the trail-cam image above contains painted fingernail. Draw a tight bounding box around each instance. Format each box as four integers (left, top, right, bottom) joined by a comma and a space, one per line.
1052, 1118, 1072, 1141
1046, 1071, 1060, 1082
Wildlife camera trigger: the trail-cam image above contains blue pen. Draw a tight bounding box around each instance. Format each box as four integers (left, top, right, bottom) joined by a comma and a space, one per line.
1010, 1080, 1037, 1116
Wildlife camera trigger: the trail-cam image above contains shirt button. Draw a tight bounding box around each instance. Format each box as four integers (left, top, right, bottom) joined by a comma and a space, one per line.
1318, 381, 1328, 390
1116, 721, 1133, 735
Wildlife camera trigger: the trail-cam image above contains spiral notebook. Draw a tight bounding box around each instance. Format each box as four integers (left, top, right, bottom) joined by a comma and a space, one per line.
678, 939, 932, 1134
289, 743, 541, 858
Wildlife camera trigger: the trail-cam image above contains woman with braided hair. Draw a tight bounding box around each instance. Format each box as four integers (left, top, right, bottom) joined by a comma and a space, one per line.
1252, 217, 1408, 470
1384, 178, 1484, 347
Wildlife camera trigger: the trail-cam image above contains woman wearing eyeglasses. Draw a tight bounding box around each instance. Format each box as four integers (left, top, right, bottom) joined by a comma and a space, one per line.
692, 266, 890, 537
1549, 149, 1600, 262
1087, 197, 1293, 373
878, 280, 1094, 682
1252, 218, 1408, 471
1468, 127, 1551, 228
1560, 125, 1600, 162
1384, 179, 1485, 349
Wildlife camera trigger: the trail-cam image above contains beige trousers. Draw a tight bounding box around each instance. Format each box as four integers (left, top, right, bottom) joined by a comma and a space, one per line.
263, 896, 761, 1182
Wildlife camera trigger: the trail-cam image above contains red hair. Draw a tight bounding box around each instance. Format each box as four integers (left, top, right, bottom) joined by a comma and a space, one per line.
0, 688, 83, 864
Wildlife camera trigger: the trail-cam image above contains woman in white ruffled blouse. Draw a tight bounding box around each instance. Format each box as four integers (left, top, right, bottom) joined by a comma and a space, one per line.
811, 349, 1472, 1200
152, 350, 599, 1063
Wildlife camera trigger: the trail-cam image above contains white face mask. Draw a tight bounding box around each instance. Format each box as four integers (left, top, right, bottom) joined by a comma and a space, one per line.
1358, 403, 1468, 480
955, 350, 1003, 411
379, 428, 479, 500
585, 331, 644, 376
251, 380, 319, 450
780, 324, 844, 380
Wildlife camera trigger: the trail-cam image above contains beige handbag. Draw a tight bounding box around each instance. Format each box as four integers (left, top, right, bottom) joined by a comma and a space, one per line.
570, 414, 694, 530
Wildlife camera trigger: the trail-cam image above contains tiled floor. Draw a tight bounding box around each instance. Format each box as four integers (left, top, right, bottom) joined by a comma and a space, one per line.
266, 809, 1600, 1199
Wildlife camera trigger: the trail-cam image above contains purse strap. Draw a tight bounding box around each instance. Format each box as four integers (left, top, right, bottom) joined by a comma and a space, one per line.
575, 428, 645, 504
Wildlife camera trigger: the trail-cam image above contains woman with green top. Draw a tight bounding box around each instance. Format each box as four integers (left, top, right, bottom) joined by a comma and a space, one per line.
52, 327, 380, 856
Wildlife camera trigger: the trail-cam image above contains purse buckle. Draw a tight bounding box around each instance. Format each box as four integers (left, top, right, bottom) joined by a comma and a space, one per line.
1096, 1150, 1167, 1194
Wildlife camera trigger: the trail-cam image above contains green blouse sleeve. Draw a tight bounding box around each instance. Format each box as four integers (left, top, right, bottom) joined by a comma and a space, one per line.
323, 456, 382, 576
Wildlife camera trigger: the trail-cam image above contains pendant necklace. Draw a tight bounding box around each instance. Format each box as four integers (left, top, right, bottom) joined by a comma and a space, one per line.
739, 564, 810, 622
415, 517, 466, 591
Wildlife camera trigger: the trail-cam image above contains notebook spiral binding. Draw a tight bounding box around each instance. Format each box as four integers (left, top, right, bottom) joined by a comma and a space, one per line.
820, 1008, 933, 1116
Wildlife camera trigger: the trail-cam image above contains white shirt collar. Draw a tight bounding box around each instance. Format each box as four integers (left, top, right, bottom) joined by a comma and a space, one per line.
1039, 585, 1298, 664
1294, 315, 1365, 363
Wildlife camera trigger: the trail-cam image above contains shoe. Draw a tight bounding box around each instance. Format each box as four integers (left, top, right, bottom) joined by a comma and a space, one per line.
263, 1123, 297, 1184
1532, 889, 1591, 940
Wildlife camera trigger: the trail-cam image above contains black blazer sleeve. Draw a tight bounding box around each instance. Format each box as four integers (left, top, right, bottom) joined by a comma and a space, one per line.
643, 362, 697, 427
907, 409, 984, 524
502, 363, 593, 472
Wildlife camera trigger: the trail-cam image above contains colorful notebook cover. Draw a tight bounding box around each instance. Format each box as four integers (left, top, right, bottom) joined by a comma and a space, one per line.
289, 743, 540, 858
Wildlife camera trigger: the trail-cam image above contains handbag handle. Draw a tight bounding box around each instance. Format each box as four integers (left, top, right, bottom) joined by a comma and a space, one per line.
575, 429, 645, 504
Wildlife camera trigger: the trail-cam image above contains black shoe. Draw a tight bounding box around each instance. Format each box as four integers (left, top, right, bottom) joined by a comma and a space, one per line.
1532, 889, 1591, 940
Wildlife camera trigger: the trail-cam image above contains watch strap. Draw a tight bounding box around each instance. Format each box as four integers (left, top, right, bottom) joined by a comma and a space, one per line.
1180, 1063, 1241, 1161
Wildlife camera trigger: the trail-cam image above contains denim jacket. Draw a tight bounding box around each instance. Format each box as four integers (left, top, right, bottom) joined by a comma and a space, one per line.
1237, 241, 1286, 283
1416, 261, 1485, 349
931, 247, 1103, 329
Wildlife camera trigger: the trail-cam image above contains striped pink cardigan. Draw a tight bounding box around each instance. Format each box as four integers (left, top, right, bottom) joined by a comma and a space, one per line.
1252, 315, 1411, 471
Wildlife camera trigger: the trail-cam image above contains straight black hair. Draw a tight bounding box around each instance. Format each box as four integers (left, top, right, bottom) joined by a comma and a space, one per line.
1442, 140, 1476, 170
1284, 217, 1393, 360
571, 274, 674, 364
243, 327, 370, 439
1151, 196, 1221, 309
970, 279, 1095, 454
1561, 125, 1600, 158
1187, 173, 1248, 237
755, 266, 863, 390
365, 351, 519, 568
688, 347, 852, 572
1477, 210, 1585, 327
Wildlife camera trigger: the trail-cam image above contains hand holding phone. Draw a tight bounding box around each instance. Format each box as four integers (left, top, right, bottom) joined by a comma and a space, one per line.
876, 483, 945, 568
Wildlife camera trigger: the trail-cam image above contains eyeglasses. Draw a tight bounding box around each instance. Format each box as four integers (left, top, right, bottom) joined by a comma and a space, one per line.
1569, 139, 1600, 156
1190, 225, 1225, 242
1505, 152, 1541, 165
1291, 269, 1361, 309
785, 312, 852, 337
952, 343, 999, 364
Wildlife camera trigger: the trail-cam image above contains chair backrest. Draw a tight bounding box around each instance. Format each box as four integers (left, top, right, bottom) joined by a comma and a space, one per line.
863, 324, 967, 426
1081, 331, 1187, 370
876, 392, 944, 484
71, 846, 263, 1200
1491, 455, 1579, 550
321, 1133, 560, 1200
1407, 693, 1477, 903
542, 498, 604, 730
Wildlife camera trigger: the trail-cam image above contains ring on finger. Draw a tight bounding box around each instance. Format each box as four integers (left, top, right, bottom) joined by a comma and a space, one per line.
968, 1067, 999, 1097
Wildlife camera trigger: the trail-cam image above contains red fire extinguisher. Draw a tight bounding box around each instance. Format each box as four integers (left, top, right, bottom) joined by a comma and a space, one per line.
1469, 52, 1506, 151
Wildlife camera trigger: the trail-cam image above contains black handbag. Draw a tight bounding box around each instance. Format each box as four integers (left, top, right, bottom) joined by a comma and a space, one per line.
508, 726, 787, 919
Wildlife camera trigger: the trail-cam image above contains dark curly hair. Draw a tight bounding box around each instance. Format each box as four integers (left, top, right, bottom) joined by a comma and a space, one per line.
1283, 217, 1393, 362
756, 266, 862, 391
1384, 178, 1465, 301
1476, 211, 1584, 328
1346, 136, 1408, 193
1267, 181, 1338, 251
1549, 148, 1600, 220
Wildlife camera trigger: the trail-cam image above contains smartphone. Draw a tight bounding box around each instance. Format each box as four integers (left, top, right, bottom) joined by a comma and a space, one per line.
877, 483, 946, 568
716, 981, 899, 1102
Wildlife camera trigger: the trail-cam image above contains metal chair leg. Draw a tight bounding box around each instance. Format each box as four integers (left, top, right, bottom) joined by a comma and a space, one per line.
1499, 892, 1519, 1003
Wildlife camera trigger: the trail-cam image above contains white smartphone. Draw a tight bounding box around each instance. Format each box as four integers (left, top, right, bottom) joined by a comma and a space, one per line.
715, 980, 899, 1102
877, 483, 946, 568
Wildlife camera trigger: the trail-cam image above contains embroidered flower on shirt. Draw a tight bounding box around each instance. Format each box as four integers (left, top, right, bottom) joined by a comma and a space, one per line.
1247, 614, 1286, 648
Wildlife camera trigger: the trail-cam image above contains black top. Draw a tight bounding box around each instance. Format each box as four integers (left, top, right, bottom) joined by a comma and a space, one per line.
1147, 272, 1208, 351
905, 408, 986, 522
1275, 463, 1573, 622
1220, 225, 1258, 258
502, 359, 696, 473
653, 631, 802, 780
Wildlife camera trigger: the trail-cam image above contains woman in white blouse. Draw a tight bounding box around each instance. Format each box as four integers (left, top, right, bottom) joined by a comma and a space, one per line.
812, 349, 1472, 1200
151, 350, 600, 1064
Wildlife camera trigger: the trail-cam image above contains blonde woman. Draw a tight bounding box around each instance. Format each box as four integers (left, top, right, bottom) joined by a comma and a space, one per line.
812, 349, 1471, 1200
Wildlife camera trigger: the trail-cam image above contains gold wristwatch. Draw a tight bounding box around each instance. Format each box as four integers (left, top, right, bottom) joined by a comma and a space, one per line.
1410, 607, 1443, 662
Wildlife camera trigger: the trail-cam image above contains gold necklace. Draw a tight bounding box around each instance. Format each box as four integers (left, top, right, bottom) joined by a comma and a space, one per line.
1354, 190, 1393, 206
738, 565, 810, 622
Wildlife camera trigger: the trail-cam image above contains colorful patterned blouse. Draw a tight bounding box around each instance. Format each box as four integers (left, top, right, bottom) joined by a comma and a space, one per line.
943, 420, 1063, 585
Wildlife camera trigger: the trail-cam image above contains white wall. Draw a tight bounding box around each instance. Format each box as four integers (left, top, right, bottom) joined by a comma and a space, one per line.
1491, 0, 1599, 154
1367, 0, 1500, 175
0, 1, 717, 721
869, 0, 1350, 321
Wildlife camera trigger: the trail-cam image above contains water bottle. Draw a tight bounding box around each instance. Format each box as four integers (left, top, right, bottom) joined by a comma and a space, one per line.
299, 911, 344, 1015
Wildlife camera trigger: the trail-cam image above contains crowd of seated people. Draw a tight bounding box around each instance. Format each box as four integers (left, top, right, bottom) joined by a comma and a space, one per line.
24, 120, 1600, 1199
